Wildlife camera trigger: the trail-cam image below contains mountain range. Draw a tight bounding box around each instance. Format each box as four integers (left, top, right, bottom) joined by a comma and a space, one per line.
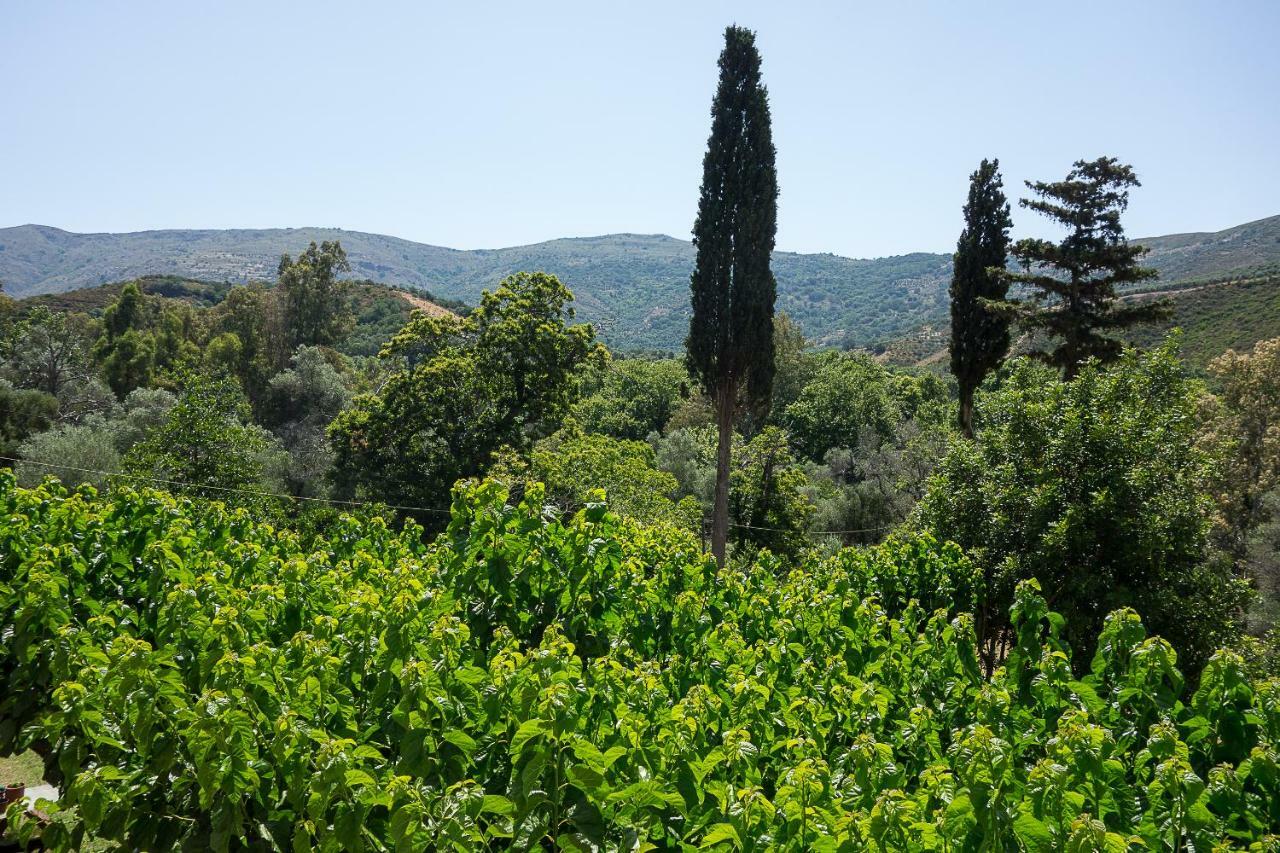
2, 215, 1278, 351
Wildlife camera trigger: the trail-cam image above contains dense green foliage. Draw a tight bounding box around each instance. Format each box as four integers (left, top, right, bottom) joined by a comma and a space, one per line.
123, 373, 279, 504
573, 358, 688, 441
277, 242, 356, 351
687, 24, 779, 414
1202, 338, 1280, 633
2, 306, 98, 402
917, 342, 1252, 673
3, 475, 1280, 850
0, 380, 58, 457
727, 426, 815, 559
257, 346, 352, 498
780, 353, 900, 463
13, 388, 175, 488
93, 281, 200, 396
493, 421, 695, 530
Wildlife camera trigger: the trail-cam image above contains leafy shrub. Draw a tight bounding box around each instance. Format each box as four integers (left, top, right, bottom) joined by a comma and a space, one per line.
491, 423, 694, 530
916, 341, 1253, 673
573, 357, 689, 440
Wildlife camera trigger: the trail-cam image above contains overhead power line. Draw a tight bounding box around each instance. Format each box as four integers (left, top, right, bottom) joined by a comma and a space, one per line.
0, 454, 453, 515
2, 456, 898, 536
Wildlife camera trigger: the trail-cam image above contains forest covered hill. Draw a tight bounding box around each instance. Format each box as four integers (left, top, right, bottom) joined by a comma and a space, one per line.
4, 215, 1277, 350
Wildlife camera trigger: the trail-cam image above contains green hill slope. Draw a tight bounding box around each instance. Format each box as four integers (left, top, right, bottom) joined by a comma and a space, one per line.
1129, 216, 1280, 281
1126, 265, 1280, 371
0, 225, 953, 350
1, 214, 1277, 351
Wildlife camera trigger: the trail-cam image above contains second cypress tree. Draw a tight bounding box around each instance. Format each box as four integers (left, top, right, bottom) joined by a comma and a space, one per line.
949, 158, 1013, 438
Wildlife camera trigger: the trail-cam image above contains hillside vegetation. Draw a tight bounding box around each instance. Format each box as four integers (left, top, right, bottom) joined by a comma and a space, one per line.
0, 226, 949, 350
12, 273, 462, 359
890, 263, 1280, 373
1131, 217, 1280, 282
4, 215, 1276, 351
1126, 265, 1280, 371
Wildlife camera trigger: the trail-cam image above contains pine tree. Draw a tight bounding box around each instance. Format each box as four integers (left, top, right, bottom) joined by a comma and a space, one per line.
686, 25, 778, 567
1000, 157, 1165, 378
949, 159, 1013, 438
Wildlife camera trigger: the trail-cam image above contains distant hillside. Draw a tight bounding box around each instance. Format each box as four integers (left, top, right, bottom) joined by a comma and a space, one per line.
1125, 264, 1280, 372
17, 274, 234, 313
891, 262, 1280, 374
1127, 216, 1280, 282
0, 225, 951, 350
1, 215, 1277, 350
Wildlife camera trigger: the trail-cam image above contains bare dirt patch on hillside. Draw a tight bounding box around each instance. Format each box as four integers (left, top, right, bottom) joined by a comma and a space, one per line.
394, 289, 457, 318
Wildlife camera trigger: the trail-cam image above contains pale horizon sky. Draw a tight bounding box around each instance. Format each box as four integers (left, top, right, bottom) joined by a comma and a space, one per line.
2, 1, 1277, 259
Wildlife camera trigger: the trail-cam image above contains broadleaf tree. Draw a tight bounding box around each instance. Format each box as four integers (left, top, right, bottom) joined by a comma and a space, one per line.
277, 241, 354, 351
124, 372, 277, 504
329, 272, 601, 523
949, 158, 1013, 437
686, 25, 779, 566
917, 339, 1251, 674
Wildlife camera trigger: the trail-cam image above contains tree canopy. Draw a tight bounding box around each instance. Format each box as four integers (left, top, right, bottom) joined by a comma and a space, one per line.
277, 241, 355, 351
329, 272, 600, 520
917, 340, 1251, 672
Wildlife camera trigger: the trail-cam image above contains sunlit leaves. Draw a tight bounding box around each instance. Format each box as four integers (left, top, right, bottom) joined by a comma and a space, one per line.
1, 471, 1279, 849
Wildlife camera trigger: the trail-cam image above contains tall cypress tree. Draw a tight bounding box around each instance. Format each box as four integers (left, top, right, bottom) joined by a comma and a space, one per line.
999, 157, 1165, 378
949, 159, 1013, 438
686, 25, 778, 567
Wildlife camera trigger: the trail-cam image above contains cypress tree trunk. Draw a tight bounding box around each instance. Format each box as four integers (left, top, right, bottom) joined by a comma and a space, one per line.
958, 385, 975, 439
711, 379, 737, 565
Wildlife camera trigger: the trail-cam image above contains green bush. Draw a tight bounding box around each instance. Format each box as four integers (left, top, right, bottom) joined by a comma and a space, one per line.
916, 341, 1253, 673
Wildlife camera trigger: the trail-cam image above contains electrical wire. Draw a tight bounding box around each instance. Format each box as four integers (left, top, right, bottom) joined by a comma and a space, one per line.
0, 454, 453, 515
1, 456, 898, 534
724, 519, 895, 536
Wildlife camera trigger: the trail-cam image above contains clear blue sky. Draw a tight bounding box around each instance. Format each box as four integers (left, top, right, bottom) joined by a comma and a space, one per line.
2, 0, 1277, 258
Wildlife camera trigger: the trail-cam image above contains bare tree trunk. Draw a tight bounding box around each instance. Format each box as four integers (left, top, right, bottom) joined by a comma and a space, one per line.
959, 385, 975, 439
711, 379, 737, 568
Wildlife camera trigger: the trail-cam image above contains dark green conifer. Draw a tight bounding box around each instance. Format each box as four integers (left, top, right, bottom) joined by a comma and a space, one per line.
999, 157, 1166, 378
686, 25, 778, 567
949, 159, 1013, 438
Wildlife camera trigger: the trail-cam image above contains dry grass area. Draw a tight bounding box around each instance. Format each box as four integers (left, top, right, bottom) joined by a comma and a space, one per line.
0, 750, 44, 787
393, 289, 458, 319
